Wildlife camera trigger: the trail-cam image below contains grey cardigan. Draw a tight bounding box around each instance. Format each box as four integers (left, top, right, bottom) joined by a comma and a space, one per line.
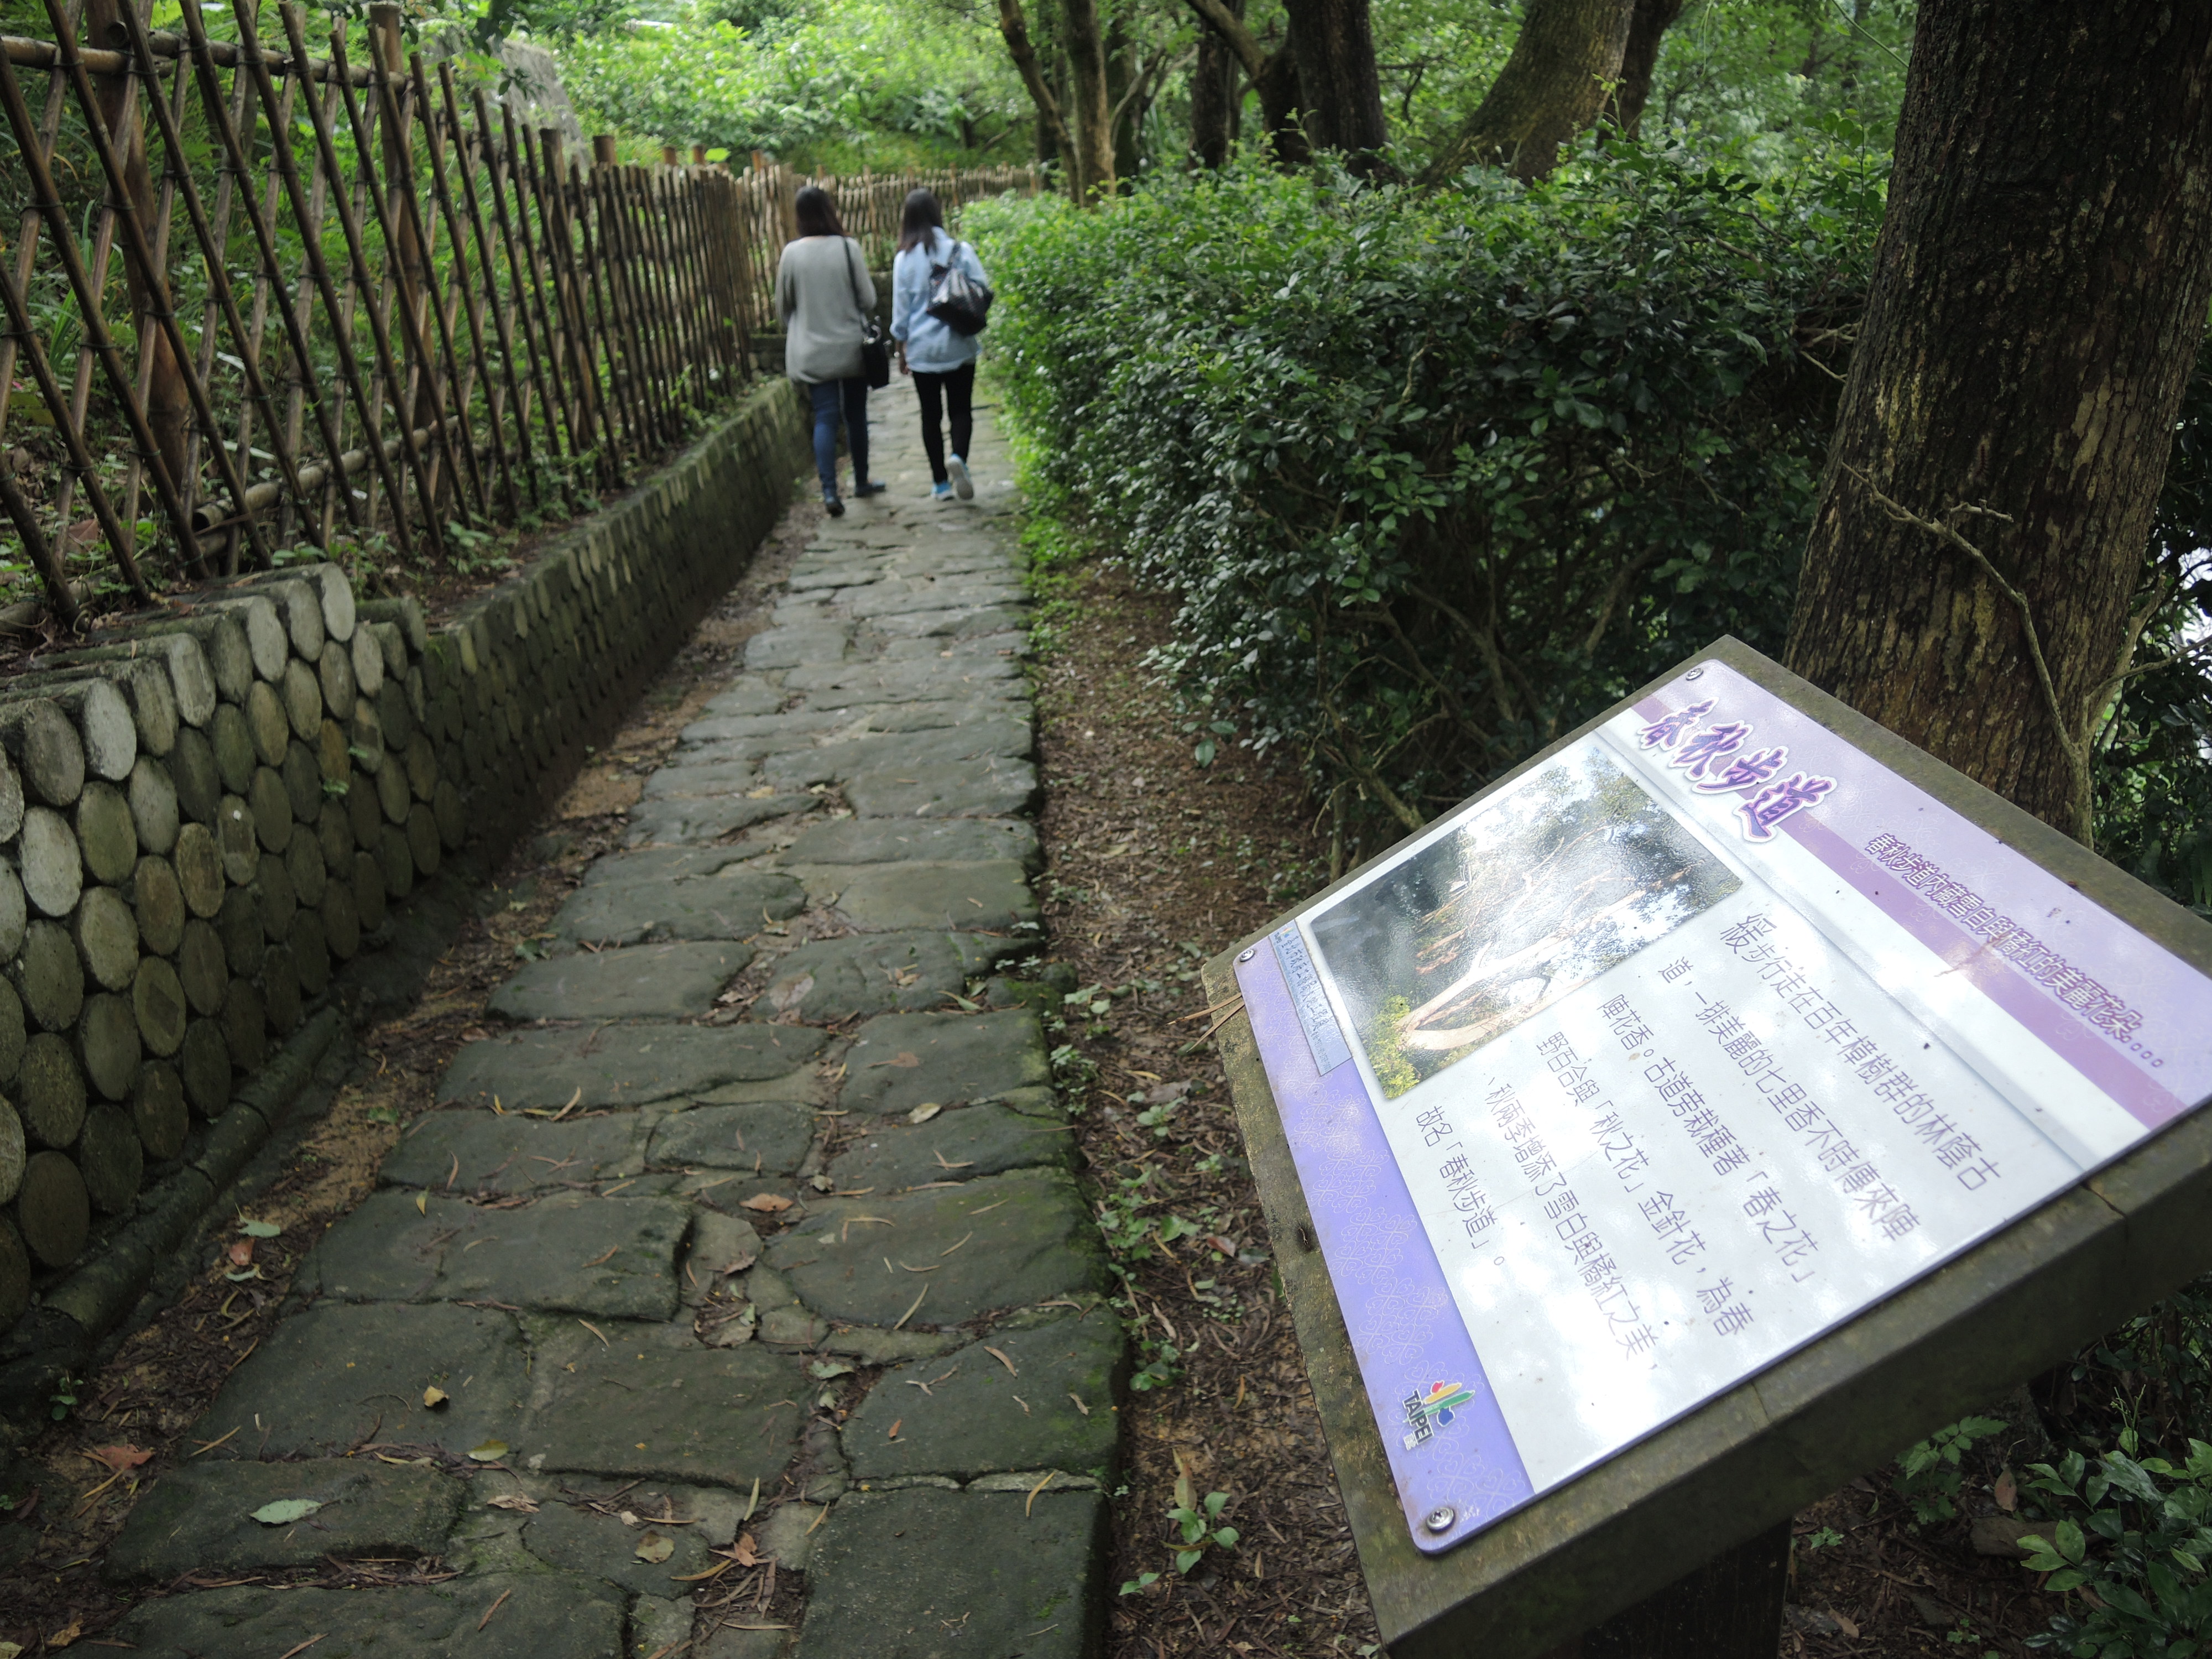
776, 235, 875, 385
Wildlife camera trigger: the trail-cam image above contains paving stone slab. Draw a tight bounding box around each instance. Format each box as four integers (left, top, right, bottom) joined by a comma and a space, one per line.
879, 629, 1029, 664
762, 719, 1030, 791
113, 1573, 624, 1659
844, 758, 1037, 820
643, 759, 763, 799
490, 941, 753, 1020
871, 606, 1027, 642
648, 1100, 817, 1173
295, 1190, 687, 1319
381, 1112, 647, 1193
812, 859, 1038, 933
795, 1488, 1103, 1659
757, 930, 1014, 1021
680, 708, 847, 747
518, 1496, 717, 1593
831, 698, 1031, 734
554, 870, 805, 945
840, 1010, 1049, 1114
766, 1170, 1104, 1325
844, 580, 1022, 619
783, 816, 1039, 870
786, 658, 1020, 705
583, 846, 762, 885
107, 1458, 463, 1582
844, 1316, 1123, 1479
826, 1102, 1074, 1190
786, 566, 881, 592
700, 681, 785, 716
530, 1338, 805, 1489
745, 624, 853, 669
624, 794, 815, 847
192, 1302, 530, 1458
441, 1023, 825, 1109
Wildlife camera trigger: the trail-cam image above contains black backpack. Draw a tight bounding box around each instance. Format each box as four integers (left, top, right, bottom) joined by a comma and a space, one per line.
926, 241, 994, 337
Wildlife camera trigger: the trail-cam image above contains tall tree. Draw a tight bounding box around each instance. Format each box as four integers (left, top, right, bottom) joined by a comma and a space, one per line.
997, 0, 1081, 188
1181, 0, 1308, 164
1785, 1, 2212, 845
1281, 0, 1389, 170
1606, 0, 1685, 137
1062, 0, 1118, 196
1418, 0, 1635, 184
1189, 0, 1241, 167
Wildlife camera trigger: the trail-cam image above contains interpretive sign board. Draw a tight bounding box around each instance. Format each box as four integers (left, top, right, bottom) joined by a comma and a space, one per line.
1232, 645, 2212, 1562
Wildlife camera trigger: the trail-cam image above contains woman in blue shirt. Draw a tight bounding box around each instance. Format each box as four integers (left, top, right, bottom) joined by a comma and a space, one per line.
890, 189, 990, 500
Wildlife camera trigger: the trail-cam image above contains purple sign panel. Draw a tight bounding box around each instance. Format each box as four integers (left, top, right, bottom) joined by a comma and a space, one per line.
1237, 656, 2212, 1554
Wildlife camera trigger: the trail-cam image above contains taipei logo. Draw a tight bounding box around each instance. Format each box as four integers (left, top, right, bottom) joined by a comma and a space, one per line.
1401, 1380, 1475, 1451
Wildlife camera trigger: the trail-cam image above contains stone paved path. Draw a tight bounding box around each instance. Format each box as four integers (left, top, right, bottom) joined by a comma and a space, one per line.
108, 406, 1120, 1658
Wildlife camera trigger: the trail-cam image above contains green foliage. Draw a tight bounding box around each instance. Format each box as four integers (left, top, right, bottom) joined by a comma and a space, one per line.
2016, 1437, 2212, 1657
550, 0, 1026, 167
972, 140, 1881, 853
1167, 1485, 1239, 1573
1893, 1415, 2008, 1525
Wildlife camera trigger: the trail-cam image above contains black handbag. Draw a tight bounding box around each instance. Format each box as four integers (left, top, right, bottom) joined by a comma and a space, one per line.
926, 241, 993, 337
847, 239, 892, 389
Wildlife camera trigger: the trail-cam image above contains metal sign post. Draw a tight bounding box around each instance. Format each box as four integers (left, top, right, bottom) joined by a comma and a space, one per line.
1207, 638, 2212, 1658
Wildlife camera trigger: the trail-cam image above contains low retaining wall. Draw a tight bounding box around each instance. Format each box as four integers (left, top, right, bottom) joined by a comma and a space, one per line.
0, 379, 810, 1423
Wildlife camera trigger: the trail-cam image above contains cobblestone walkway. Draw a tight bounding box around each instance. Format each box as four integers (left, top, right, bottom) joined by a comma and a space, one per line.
107, 407, 1119, 1657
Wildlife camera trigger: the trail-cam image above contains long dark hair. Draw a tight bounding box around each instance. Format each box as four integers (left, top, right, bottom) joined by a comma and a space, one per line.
794, 185, 844, 238
896, 187, 946, 255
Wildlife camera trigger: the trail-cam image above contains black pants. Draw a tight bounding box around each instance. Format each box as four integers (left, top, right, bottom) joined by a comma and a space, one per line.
912, 363, 975, 484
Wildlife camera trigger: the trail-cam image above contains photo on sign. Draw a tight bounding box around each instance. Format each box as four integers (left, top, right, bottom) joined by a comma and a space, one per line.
1309, 745, 1741, 1098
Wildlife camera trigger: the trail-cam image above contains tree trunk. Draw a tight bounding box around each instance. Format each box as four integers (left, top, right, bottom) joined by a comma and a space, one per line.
132, 1059, 187, 1162
76, 1102, 142, 1212
75, 888, 140, 995
129, 757, 179, 858
1282, 0, 1390, 171
1420, 0, 1635, 184
1190, 5, 1241, 167
75, 780, 138, 886
132, 956, 187, 1059
13, 919, 84, 1032
132, 855, 186, 958
1062, 0, 1117, 197
0, 698, 85, 807
179, 1018, 228, 1116
1105, 19, 1142, 182
1183, 0, 1312, 164
1606, 0, 1686, 136
1783, 1, 2212, 844
179, 919, 228, 1017
0, 1101, 22, 1205
18, 1031, 87, 1147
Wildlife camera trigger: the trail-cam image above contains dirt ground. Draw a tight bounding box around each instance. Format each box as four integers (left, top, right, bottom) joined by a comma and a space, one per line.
0, 489, 823, 1652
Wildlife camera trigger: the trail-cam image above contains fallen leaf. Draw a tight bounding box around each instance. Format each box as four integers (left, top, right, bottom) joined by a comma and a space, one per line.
732, 1532, 762, 1567
984, 1346, 1018, 1377
1994, 1468, 2018, 1512
226, 1239, 255, 1267
250, 1498, 323, 1525
223, 1266, 262, 1282
416, 1192, 429, 1214
1068, 1393, 1091, 1417
635, 1531, 675, 1564
888, 1418, 902, 1439
239, 1219, 281, 1239
1831, 1610, 1860, 1639
468, 1440, 510, 1462
486, 1494, 539, 1512
84, 1444, 152, 1473
865, 1051, 920, 1069
0, 1641, 23, 1658
46, 1621, 81, 1650
740, 1193, 794, 1214
906, 1102, 942, 1125
423, 1385, 449, 1409
809, 1359, 855, 1380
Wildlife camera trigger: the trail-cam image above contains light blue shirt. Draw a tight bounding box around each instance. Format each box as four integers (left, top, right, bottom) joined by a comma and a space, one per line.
891, 229, 989, 374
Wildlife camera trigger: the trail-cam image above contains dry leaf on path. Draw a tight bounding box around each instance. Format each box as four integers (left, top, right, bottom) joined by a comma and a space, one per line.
740, 1193, 793, 1214
249, 1499, 323, 1525
423, 1385, 449, 1409
487, 1494, 540, 1512
84, 1444, 152, 1473
1831, 1611, 1861, 1639
468, 1439, 510, 1462
1994, 1468, 2018, 1512
226, 1240, 255, 1267
634, 1531, 675, 1563
45, 1621, 82, 1650
732, 1532, 762, 1567
907, 1103, 942, 1124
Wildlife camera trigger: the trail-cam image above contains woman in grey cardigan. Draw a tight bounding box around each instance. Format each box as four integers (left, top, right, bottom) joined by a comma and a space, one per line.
777, 186, 884, 515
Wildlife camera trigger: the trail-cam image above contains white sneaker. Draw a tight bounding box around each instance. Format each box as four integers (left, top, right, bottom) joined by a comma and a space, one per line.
948, 455, 974, 500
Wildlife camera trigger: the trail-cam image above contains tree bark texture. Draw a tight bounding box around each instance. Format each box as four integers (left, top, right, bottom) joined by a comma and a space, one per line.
1061, 0, 1117, 198
1606, 0, 1685, 136
1182, 0, 1311, 165
1783, 1, 2212, 844
1281, 0, 1390, 170
1421, 0, 1634, 184
1190, 15, 1240, 167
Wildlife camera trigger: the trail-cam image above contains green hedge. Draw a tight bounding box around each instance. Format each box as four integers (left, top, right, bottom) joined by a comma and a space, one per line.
972, 147, 1882, 854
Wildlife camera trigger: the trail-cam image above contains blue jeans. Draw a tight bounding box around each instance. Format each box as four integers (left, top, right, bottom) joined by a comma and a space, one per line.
808, 377, 868, 497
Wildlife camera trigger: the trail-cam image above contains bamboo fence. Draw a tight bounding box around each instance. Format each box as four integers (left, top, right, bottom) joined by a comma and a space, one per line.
0, 0, 759, 626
